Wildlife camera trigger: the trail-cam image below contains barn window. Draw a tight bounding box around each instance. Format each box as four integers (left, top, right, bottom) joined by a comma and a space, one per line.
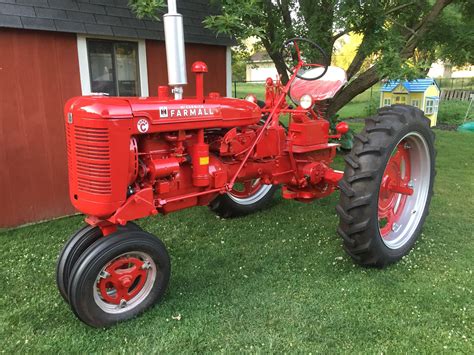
87, 40, 139, 96
76, 36, 149, 97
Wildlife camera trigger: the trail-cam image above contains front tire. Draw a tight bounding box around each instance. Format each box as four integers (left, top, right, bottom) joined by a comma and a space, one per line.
56, 222, 141, 302
67, 230, 170, 328
336, 105, 435, 267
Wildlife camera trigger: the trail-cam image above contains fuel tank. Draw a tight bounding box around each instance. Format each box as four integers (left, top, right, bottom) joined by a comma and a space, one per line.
66, 95, 261, 134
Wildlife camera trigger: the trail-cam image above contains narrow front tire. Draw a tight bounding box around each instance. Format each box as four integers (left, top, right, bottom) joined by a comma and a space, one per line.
67, 230, 170, 328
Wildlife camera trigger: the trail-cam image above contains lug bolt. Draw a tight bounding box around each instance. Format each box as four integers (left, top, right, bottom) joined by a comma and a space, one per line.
99, 271, 110, 279
119, 299, 127, 308
392, 223, 400, 232
141, 261, 152, 270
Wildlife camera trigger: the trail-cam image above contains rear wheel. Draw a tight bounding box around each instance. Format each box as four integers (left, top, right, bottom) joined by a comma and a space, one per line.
209, 178, 278, 218
56, 222, 141, 302
67, 230, 170, 328
336, 105, 435, 267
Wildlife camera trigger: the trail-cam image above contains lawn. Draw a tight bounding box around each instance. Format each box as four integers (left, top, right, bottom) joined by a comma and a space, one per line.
1, 126, 473, 353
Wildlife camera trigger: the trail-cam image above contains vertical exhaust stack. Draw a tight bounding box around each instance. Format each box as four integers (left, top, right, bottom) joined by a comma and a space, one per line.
163, 0, 187, 100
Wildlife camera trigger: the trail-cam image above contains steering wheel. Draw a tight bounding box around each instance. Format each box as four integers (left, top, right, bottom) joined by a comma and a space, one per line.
280, 37, 329, 81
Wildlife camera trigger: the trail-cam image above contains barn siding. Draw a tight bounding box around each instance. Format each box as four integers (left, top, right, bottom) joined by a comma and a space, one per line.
0, 29, 228, 228
146, 40, 227, 97
0, 29, 81, 228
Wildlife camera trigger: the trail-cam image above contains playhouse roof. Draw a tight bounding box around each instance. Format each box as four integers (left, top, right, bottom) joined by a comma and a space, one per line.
381, 78, 438, 93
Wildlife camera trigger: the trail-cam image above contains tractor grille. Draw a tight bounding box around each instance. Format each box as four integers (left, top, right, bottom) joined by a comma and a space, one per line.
71, 126, 112, 195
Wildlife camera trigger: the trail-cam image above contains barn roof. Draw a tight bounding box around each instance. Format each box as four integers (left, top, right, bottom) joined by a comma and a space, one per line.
381, 78, 439, 92
0, 0, 234, 46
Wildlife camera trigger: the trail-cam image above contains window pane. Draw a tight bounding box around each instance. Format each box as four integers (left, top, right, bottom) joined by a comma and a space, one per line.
115, 42, 139, 96
88, 41, 116, 96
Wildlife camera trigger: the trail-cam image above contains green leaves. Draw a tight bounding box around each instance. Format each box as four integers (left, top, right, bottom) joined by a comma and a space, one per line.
128, 0, 166, 20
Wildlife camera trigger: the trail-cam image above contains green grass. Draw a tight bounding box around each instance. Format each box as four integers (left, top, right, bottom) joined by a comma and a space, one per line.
337, 85, 381, 119
1, 128, 473, 353
234, 82, 266, 100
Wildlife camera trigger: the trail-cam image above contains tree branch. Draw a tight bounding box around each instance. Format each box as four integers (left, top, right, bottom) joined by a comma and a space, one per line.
384, 2, 416, 17
330, 0, 454, 117
400, 0, 454, 59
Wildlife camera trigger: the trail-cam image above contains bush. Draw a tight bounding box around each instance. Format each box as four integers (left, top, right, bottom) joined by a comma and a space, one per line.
437, 100, 472, 125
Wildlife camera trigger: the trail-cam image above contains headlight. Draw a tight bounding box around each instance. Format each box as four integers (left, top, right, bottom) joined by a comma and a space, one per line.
245, 94, 258, 104
299, 94, 313, 109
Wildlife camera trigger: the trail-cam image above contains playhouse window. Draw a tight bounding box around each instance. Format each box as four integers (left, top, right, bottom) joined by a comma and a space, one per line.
383, 98, 391, 106
411, 100, 419, 108
425, 99, 435, 114
87, 39, 140, 96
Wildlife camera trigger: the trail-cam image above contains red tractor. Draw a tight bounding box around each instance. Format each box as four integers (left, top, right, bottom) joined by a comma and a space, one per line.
57, 1, 435, 328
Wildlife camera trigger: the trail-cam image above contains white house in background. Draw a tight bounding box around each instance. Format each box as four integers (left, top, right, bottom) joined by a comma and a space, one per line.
428, 61, 474, 78
246, 51, 278, 81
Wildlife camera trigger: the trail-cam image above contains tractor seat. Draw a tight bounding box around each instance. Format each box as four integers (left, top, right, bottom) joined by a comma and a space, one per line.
290, 66, 347, 102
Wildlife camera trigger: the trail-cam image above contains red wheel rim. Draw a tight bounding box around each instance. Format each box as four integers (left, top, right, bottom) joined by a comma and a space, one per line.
229, 179, 263, 198
378, 141, 414, 238
94, 251, 157, 314
98, 256, 148, 304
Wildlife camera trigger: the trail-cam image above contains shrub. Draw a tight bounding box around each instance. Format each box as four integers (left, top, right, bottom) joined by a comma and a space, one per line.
437, 100, 472, 125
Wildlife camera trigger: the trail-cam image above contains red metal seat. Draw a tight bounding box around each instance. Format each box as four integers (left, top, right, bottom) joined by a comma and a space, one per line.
290, 66, 347, 102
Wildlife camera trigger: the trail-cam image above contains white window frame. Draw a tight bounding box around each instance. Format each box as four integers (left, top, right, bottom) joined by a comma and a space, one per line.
383, 98, 391, 106
411, 99, 419, 108
77, 35, 149, 97
226, 46, 232, 97
425, 99, 434, 114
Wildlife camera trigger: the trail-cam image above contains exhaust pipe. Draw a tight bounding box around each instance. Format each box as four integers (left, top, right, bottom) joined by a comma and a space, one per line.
163, 0, 187, 99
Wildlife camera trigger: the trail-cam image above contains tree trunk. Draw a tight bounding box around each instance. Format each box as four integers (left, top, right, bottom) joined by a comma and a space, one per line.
327, 66, 380, 118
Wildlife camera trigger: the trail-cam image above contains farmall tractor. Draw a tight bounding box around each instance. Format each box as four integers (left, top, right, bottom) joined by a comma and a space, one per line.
58, 1, 435, 327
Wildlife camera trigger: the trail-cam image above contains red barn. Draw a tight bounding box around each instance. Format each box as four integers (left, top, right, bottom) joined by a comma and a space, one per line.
0, 0, 233, 228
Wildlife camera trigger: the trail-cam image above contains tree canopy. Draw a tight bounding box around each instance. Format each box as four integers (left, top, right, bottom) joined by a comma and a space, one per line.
130, 0, 473, 116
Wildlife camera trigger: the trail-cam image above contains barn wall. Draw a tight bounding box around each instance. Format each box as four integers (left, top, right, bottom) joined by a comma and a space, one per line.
0, 29, 81, 228
146, 41, 227, 97
0, 30, 228, 228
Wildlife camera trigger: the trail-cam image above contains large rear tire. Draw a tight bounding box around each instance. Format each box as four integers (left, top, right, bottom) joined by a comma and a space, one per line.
336, 105, 435, 267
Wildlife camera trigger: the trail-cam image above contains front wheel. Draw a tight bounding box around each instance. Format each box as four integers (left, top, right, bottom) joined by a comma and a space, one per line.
56, 222, 141, 303
336, 105, 435, 267
67, 230, 170, 328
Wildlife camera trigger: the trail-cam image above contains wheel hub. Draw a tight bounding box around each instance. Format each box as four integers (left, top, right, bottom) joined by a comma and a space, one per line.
98, 256, 147, 304
378, 141, 412, 238
94, 251, 157, 313
377, 132, 431, 250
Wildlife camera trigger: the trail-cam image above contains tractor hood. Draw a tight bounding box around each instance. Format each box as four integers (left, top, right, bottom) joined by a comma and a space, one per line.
65, 96, 261, 128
